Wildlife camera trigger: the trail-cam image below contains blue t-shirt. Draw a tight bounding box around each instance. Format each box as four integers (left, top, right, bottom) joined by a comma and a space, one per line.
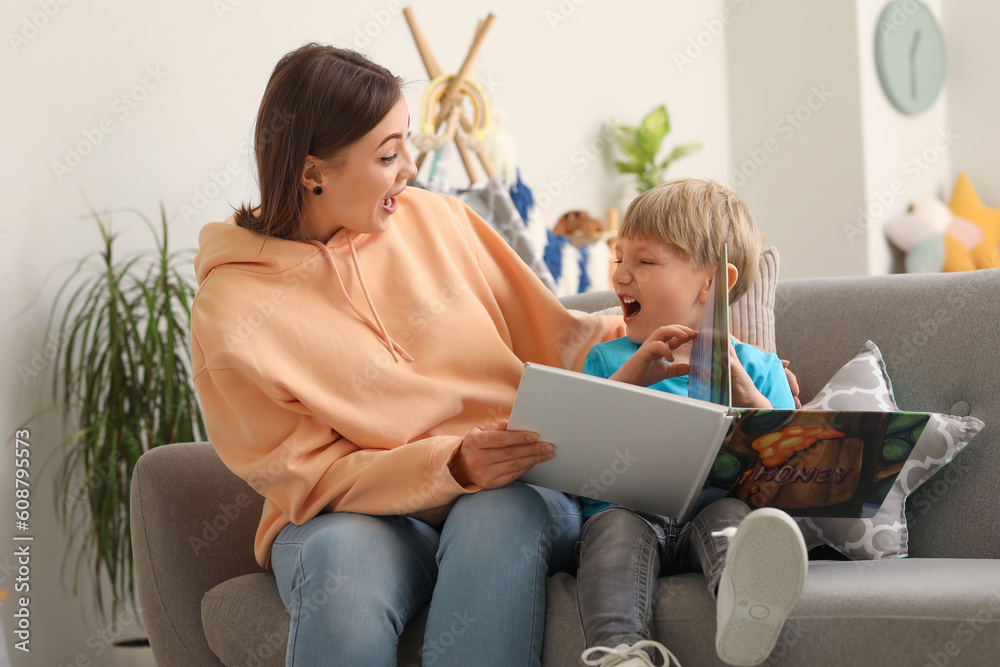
578, 336, 795, 518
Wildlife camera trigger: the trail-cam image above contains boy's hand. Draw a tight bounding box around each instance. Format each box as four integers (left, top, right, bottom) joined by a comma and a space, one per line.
730, 342, 773, 408
609, 325, 696, 387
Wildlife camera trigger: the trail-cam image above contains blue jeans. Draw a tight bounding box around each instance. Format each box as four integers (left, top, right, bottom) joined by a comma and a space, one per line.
270, 482, 582, 666
575, 498, 751, 650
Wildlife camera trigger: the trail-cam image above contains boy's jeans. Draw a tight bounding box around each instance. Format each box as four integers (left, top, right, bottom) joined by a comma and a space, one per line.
270, 481, 582, 667
576, 498, 751, 649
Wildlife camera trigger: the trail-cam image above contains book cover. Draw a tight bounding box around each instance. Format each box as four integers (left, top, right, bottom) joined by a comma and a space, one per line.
701, 409, 931, 518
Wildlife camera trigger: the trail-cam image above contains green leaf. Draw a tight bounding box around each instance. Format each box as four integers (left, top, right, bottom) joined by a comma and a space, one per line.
634, 105, 670, 161
660, 141, 702, 167
614, 160, 645, 174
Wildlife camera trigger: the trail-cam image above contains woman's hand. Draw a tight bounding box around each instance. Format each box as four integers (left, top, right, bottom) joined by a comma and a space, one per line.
609, 325, 696, 387
449, 419, 553, 489
781, 359, 802, 408
730, 341, 772, 408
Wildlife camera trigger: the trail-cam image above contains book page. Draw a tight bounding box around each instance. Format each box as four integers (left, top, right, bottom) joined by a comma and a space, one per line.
688, 245, 730, 407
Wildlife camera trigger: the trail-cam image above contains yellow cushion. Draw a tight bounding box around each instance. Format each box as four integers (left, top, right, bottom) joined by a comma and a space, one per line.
947, 172, 1000, 270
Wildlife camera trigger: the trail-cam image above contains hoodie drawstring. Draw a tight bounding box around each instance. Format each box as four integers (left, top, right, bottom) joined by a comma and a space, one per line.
310, 237, 414, 363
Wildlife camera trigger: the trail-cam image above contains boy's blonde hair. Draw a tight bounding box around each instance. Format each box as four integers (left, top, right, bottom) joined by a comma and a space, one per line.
619, 178, 761, 301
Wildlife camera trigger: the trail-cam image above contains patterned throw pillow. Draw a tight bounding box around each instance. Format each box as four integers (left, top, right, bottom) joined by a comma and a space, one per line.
795, 341, 984, 559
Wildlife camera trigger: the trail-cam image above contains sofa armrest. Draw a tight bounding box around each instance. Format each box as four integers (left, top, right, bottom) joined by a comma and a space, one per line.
131, 442, 266, 666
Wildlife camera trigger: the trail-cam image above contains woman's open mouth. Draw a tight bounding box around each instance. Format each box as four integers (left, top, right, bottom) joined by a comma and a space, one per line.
381, 196, 398, 214
619, 295, 641, 323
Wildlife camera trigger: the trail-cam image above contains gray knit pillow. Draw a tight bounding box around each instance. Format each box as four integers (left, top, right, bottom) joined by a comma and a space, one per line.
730, 247, 779, 354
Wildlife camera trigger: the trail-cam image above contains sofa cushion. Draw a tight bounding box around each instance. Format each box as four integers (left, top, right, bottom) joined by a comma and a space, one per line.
202, 573, 427, 666
203, 561, 1000, 667
796, 341, 984, 559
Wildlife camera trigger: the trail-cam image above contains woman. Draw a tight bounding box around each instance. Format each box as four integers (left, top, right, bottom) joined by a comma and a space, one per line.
189, 44, 623, 666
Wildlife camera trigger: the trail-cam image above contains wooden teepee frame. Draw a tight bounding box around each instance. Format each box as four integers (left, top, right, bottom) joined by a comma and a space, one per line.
403, 7, 498, 184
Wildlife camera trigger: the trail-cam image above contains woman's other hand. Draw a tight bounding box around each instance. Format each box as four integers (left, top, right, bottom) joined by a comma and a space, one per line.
450, 419, 553, 489
781, 359, 802, 409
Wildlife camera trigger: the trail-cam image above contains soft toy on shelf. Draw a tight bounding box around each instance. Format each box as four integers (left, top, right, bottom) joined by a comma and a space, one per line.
553, 210, 606, 247
948, 172, 1000, 270
884, 172, 1000, 273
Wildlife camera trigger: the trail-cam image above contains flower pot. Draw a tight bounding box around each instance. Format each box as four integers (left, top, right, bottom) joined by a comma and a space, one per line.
111, 638, 157, 667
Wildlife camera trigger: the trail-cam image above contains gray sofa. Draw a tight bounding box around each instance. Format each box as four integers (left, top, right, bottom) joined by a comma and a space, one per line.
132, 269, 1000, 666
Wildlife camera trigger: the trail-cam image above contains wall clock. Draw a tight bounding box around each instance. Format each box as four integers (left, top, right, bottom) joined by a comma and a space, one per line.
874, 0, 946, 115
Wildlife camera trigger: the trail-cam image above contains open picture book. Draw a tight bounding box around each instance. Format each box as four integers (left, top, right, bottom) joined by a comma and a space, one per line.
509, 246, 931, 521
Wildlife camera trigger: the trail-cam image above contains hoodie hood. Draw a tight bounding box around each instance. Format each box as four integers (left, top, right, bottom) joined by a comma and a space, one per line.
194, 215, 368, 284
195, 215, 411, 362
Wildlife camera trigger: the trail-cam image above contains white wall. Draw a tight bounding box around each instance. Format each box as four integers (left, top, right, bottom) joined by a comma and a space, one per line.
725, 0, 953, 279
726, 1, 870, 278
944, 0, 1000, 206
0, 1, 732, 664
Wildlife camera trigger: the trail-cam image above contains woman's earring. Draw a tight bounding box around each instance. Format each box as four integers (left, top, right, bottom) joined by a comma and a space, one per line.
312, 186, 323, 196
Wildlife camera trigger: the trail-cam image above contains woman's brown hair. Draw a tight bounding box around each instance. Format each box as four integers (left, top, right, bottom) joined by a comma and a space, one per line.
234, 43, 403, 239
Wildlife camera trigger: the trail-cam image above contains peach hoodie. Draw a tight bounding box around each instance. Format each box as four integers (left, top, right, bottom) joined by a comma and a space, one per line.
191, 187, 624, 568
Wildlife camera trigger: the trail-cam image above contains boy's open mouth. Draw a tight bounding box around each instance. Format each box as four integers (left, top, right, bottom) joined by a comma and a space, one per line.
619, 295, 641, 323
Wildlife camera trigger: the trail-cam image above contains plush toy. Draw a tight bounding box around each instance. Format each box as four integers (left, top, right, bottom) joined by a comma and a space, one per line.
885, 172, 1000, 273
553, 210, 605, 248
947, 172, 1000, 270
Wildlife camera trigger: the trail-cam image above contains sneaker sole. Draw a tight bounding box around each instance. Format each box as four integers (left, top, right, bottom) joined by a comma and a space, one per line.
716, 509, 807, 666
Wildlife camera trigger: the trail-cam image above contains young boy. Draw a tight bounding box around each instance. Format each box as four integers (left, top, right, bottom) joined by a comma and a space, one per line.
577, 179, 807, 667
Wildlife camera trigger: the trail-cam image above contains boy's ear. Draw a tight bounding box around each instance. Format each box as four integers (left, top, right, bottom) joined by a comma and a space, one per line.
697, 263, 740, 304
727, 263, 739, 291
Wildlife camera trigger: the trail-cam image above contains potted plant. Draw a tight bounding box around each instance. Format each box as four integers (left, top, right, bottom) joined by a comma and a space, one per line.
38, 204, 206, 651
612, 104, 702, 194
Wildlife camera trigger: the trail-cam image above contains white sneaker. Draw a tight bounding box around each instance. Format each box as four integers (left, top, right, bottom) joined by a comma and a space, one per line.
581, 639, 682, 666
714, 508, 808, 666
